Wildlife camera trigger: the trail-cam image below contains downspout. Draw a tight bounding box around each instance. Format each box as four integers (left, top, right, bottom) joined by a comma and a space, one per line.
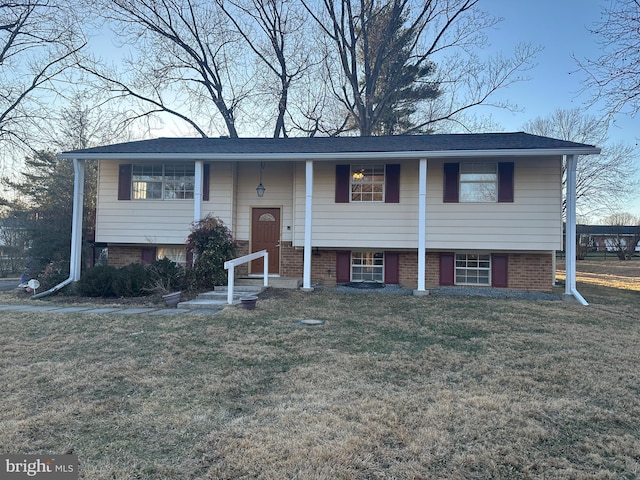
564, 154, 588, 306
32, 158, 85, 299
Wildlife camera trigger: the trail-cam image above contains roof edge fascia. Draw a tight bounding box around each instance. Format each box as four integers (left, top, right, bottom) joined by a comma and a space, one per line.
57, 147, 601, 161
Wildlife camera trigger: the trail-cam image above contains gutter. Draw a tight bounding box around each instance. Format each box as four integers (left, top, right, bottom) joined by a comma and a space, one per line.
564, 154, 588, 306
31, 277, 73, 299
57, 146, 601, 162
31, 158, 85, 299
571, 287, 589, 306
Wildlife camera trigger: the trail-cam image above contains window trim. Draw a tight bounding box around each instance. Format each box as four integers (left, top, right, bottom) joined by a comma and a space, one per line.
335, 164, 401, 204
350, 164, 385, 202
131, 163, 195, 201
156, 246, 188, 266
443, 161, 514, 203
459, 162, 498, 203
119, 163, 205, 201
351, 251, 384, 283
454, 253, 491, 286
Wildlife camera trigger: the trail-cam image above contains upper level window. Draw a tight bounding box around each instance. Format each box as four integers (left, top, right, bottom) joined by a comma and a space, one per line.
459, 163, 497, 202
132, 164, 195, 200
351, 164, 385, 202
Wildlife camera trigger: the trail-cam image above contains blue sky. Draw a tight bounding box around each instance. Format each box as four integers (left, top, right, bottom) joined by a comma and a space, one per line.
479, 0, 640, 216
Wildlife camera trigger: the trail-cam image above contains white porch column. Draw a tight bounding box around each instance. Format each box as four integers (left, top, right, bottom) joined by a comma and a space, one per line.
415, 158, 428, 295
194, 160, 203, 222
70, 159, 85, 281
302, 160, 314, 291
564, 154, 588, 305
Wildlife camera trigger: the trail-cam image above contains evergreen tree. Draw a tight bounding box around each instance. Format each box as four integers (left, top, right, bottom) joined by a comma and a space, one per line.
0, 151, 97, 277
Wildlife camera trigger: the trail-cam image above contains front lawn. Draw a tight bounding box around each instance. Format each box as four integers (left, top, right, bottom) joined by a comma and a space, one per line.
0, 263, 638, 478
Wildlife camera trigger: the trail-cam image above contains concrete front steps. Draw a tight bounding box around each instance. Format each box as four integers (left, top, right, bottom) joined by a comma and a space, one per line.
236, 277, 302, 289
176, 278, 301, 311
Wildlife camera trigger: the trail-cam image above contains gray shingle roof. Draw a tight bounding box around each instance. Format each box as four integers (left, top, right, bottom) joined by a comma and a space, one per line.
576, 225, 640, 235
59, 132, 599, 159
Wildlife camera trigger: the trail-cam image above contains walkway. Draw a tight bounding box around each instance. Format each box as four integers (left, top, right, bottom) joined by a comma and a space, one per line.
0, 304, 224, 315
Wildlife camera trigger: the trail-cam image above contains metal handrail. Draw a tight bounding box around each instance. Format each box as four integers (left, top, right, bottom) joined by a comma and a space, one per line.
223, 250, 269, 304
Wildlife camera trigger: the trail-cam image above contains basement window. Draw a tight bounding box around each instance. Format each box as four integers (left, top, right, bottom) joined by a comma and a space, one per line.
455, 253, 491, 285
351, 251, 384, 282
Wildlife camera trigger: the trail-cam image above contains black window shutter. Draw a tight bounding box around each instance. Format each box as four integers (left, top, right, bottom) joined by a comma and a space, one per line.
492, 254, 508, 288
335, 251, 351, 283
439, 252, 455, 286
384, 251, 399, 284
118, 164, 132, 200
443, 163, 459, 203
141, 247, 156, 265
385, 164, 400, 203
498, 162, 514, 203
335, 165, 350, 203
203, 163, 210, 201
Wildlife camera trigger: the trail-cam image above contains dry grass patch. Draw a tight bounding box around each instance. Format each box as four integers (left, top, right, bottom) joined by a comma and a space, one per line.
557, 257, 640, 292
0, 282, 639, 478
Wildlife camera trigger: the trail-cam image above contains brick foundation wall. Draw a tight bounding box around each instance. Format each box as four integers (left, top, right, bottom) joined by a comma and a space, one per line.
234, 240, 250, 276
399, 251, 419, 289
108, 245, 145, 268
108, 243, 553, 292
424, 251, 553, 292
281, 243, 337, 286
507, 253, 553, 292
310, 249, 337, 286
425, 252, 440, 288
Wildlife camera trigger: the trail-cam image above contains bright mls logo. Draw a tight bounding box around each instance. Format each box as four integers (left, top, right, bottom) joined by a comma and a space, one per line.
1, 455, 78, 479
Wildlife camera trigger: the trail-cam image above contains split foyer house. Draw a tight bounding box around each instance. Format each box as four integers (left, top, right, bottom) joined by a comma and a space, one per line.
58, 133, 600, 302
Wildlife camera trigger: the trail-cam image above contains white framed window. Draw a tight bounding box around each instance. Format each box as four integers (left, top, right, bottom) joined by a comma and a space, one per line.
455, 253, 491, 285
132, 164, 195, 200
352, 251, 384, 282
459, 163, 497, 202
351, 164, 385, 202
157, 247, 187, 266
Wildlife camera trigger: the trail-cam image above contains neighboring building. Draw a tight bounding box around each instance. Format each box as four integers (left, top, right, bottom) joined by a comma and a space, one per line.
576, 224, 640, 254
59, 133, 599, 297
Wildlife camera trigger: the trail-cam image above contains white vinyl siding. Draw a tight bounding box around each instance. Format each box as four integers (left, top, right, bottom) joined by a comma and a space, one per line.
293, 161, 418, 249
96, 161, 233, 244
234, 162, 294, 243
97, 156, 562, 252
426, 157, 562, 251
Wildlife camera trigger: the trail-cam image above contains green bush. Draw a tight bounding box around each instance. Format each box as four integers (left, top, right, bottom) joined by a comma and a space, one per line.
111, 263, 152, 297
186, 215, 237, 290
77, 265, 118, 297
148, 257, 185, 293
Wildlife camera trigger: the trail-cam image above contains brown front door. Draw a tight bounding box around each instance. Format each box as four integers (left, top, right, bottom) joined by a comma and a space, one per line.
251, 207, 280, 274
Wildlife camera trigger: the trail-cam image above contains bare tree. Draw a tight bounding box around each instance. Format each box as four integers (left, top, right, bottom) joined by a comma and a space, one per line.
216, 0, 314, 138
598, 212, 640, 260
91, 0, 246, 138
82, 0, 538, 137
301, 0, 540, 136
523, 109, 638, 218
0, 0, 87, 150
575, 0, 640, 119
